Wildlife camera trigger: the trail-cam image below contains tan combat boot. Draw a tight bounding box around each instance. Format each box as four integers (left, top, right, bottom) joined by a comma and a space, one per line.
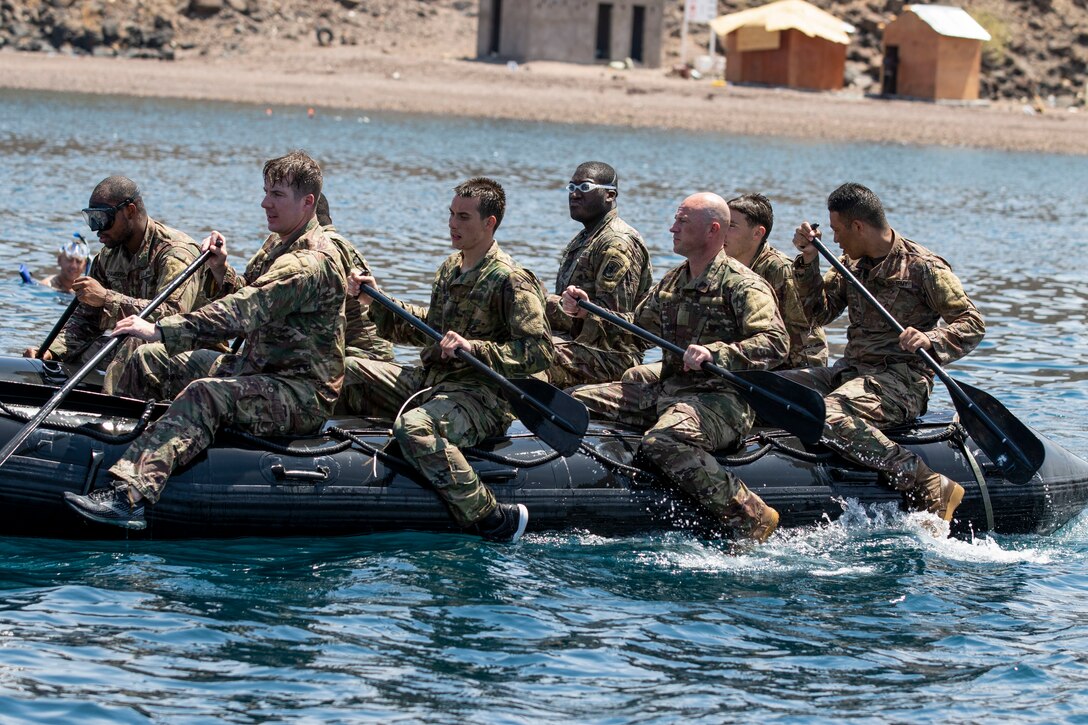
913, 467, 965, 522
723, 490, 780, 543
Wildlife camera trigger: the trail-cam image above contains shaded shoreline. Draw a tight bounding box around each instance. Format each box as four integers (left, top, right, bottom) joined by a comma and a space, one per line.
2, 48, 1087, 155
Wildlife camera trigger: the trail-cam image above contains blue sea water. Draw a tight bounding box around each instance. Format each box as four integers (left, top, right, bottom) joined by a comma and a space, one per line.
0, 89, 1087, 723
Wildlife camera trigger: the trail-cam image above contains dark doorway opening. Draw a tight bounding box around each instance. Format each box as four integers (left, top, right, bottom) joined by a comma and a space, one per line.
595, 3, 612, 61
488, 0, 502, 55
882, 45, 899, 95
630, 5, 645, 63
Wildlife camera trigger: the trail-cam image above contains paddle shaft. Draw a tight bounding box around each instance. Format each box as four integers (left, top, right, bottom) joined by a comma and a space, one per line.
574, 298, 821, 427
36, 295, 81, 359
360, 284, 583, 436
0, 242, 218, 469
806, 232, 1033, 461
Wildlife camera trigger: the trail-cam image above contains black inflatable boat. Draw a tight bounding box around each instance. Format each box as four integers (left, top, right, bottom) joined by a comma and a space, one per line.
0, 356, 1085, 540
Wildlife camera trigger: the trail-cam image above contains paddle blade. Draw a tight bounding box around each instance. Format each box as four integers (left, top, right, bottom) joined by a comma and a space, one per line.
950, 378, 1045, 484
731, 370, 827, 445
504, 378, 589, 457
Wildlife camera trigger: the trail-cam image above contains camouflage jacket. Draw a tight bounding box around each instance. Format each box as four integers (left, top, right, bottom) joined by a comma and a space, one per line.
748, 241, 828, 368
323, 224, 394, 361
49, 218, 201, 361
159, 217, 346, 415
636, 248, 788, 397
370, 242, 553, 392
793, 231, 985, 372
545, 209, 653, 353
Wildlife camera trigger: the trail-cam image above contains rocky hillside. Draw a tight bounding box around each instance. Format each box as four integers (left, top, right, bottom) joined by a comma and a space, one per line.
2, 0, 1085, 104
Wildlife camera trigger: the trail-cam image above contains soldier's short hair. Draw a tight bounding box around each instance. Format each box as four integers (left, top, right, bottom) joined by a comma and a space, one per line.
827, 182, 888, 230
573, 161, 619, 192
454, 177, 506, 230
316, 193, 332, 226
264, 150, 322, 199
728, 193, 773, 242
90, 175, 146, 215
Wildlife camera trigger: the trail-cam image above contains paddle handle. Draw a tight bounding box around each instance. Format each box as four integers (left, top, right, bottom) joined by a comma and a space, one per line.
0, 242, 219, 469
360, 284, 583, 435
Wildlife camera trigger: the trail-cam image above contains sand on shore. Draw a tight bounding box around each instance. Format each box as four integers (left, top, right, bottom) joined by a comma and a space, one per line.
2, 47, 1087, 155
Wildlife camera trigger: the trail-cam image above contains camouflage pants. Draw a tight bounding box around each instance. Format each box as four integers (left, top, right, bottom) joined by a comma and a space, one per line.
107, 344, 324, 503
542, 335, 642, 389
348, 359, 512, 527
571, 381, 762, 521
621, 361, 663, 384
777, 362, 933, 491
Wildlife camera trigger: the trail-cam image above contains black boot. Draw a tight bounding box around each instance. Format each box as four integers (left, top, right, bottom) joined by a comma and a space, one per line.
64, 487, 146, 530
475, 503, 529, 543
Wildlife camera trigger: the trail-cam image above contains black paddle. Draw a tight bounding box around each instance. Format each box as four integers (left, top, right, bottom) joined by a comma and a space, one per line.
0, 241, 219, 470
35, 295, 81, 359
361, 284, 589, 457
574, 298, 827, 445
806, 229, 1044, 484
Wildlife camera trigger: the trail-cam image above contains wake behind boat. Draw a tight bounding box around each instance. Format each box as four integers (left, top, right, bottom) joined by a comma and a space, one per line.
0, 355, 1085, 540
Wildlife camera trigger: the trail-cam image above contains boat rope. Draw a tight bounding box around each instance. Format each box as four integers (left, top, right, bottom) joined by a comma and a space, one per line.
0, 398, 157, 444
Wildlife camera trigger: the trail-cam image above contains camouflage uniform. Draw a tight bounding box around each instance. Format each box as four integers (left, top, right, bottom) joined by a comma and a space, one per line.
781, 231, 985, 505
571, 249, 788, 536
622, 240, 826, 384
749, 241, 828, 368
322, 224, 396, 415
47, 218, 202, 381
106, 218, 346, 504
543, 209, 653, 387
348, 243, 553, 527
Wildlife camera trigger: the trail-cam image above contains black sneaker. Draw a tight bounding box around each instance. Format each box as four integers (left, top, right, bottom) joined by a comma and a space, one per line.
477, 503, 529, 544
64, 487, 146, 530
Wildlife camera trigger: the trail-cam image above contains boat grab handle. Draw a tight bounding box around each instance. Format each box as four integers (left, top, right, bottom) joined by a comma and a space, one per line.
270, 463, 329, 483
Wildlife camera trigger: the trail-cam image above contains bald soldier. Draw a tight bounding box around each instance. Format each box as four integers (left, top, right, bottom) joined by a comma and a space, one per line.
788, 182, 985, 524
563, 192, 788, 542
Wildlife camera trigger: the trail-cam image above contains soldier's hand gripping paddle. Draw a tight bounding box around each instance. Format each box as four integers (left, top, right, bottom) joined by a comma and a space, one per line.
807, 230, 1044, 483
576, 298, 827, 445
361, 284, 589, 457
0, 241, 221, 470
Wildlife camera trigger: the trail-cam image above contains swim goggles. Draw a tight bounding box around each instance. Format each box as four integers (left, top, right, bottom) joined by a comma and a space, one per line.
81, 193, 138, 232
566, 182, 617, 194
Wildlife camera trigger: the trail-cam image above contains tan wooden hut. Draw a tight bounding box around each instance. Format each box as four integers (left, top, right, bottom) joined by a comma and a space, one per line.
881, 5, 991, 100
708, 0, 854, 91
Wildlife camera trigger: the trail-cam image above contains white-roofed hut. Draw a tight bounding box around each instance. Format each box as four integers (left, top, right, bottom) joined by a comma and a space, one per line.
881, 4, 992, 100
708, 0, 855, 91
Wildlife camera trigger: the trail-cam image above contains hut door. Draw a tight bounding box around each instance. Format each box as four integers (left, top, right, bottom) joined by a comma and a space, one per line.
631, 5, 646, 63
488, 0, 502, 55
882, 46, 899, 95
596, 3, 613, 60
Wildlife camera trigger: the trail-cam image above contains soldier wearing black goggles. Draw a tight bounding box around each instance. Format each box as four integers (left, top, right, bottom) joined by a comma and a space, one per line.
81, 193, 139, 232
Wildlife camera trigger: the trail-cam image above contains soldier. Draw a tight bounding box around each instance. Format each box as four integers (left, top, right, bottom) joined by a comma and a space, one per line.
788, 182, 985, 522
541, 161, 652, 388
22, 176, 203, 378
562, 192, 788, 542
315, 193, 395, 415
623, 192, 826, 384
63, 151, 346, 530
346, 177, 552, 543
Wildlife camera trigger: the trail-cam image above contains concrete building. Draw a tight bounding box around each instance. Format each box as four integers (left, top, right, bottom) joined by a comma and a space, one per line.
476, 0, 665, 68
882, 5, 991, 101
709, 0, 855, 92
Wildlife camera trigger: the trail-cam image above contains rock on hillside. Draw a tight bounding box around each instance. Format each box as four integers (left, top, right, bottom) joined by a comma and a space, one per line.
1, 0, 1085, 104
